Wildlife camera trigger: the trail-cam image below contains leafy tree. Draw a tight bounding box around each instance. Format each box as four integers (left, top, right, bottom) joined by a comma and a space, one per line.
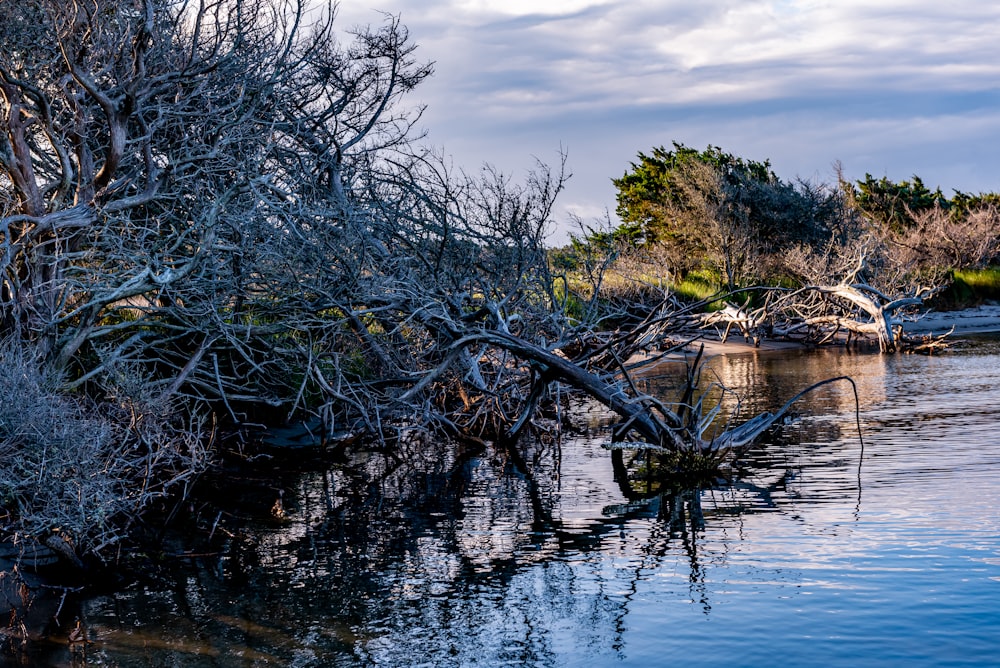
949, 190, 1000, 217
613, 143, 769, 246
612, 143, 835, 288
846, 174, 948, 232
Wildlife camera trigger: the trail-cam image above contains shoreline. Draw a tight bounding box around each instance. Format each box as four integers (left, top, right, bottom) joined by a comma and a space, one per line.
902, 304, 1000, 336
659, 304, 1000, 358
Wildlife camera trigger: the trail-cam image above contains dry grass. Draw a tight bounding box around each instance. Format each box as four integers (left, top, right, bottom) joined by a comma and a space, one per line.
0, 339, 208, 566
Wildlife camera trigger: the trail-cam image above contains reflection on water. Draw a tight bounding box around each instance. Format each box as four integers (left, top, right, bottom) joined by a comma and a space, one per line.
20, 338, 1000, 666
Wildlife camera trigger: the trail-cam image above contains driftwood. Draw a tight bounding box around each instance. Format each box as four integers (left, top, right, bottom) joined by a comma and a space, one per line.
702, 303, 758, 345
702, 281, 945, 353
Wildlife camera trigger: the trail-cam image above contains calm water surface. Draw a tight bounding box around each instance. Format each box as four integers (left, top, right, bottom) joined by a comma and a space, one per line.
33, 338, 1000, 666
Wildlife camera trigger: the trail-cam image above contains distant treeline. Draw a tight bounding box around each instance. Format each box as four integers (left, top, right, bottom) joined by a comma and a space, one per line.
553, 142, 1000, 296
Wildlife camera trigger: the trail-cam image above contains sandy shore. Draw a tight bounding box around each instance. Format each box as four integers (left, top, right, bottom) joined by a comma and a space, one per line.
661, 304, 1000, 357
901, 304, 1000, 336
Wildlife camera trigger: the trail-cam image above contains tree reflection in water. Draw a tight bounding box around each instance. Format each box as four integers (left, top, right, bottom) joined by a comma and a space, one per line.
15, 343, 1000, 666
64, 411, 848, 667
68, 348, 891, 666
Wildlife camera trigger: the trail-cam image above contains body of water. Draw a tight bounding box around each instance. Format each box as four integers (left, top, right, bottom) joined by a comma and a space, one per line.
16, 338, 1000, 666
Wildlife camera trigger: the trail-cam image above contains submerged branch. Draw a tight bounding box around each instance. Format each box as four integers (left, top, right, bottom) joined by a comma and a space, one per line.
603, 375, 864, 464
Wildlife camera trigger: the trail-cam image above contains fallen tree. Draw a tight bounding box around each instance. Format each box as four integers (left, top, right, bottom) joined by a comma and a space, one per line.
0, 0, 441, 566
440, 332, 861, 462
701, 273, 946, 353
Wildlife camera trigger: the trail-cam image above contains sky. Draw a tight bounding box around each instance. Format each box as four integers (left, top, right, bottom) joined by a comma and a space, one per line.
335, 0, 1000, 244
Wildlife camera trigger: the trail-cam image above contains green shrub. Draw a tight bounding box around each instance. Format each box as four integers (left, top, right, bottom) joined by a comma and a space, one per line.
953, 267, 1000, 298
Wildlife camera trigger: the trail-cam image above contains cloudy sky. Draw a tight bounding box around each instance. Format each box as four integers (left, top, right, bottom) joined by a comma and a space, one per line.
336, 0, 1000, 244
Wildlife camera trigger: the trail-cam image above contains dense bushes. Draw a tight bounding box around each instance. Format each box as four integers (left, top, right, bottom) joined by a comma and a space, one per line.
607, 143, 858, 289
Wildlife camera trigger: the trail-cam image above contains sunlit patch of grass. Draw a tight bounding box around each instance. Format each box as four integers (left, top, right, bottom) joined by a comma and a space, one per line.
935, 266, 1000, 308
954, 267, 1000, 297
671, 269, 724, 308
552, 282, 588, 322
558, 266, 726, 312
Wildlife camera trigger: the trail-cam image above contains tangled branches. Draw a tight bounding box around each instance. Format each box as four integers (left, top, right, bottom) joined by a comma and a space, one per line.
0, 1, 881, 568
702, 274, 944, 353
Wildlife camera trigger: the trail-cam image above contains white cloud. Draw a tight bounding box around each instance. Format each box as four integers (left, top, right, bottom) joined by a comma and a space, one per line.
452, 0, 606, 16
334, 1, 1000, 242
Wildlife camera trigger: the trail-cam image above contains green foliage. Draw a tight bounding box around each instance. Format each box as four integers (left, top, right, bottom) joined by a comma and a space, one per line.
548, 233, 615, 272
671, 269, 724, 305
954, 266, 1000, 292
848, 174, 1000, 232
848, 174, 947, 231
612, 142, 776, 247
953, 267, 1000, 301
949, 191, 1000, 217
550, 281, 588, 322
923, 267, 1000, 309
611, 142, 839, 288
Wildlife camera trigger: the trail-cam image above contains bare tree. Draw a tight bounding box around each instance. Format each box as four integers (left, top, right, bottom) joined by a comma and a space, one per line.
891, 205, 1000, 272
0, 0, 858, 567
0, 0, 437, 394
0, 0, 436, 563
